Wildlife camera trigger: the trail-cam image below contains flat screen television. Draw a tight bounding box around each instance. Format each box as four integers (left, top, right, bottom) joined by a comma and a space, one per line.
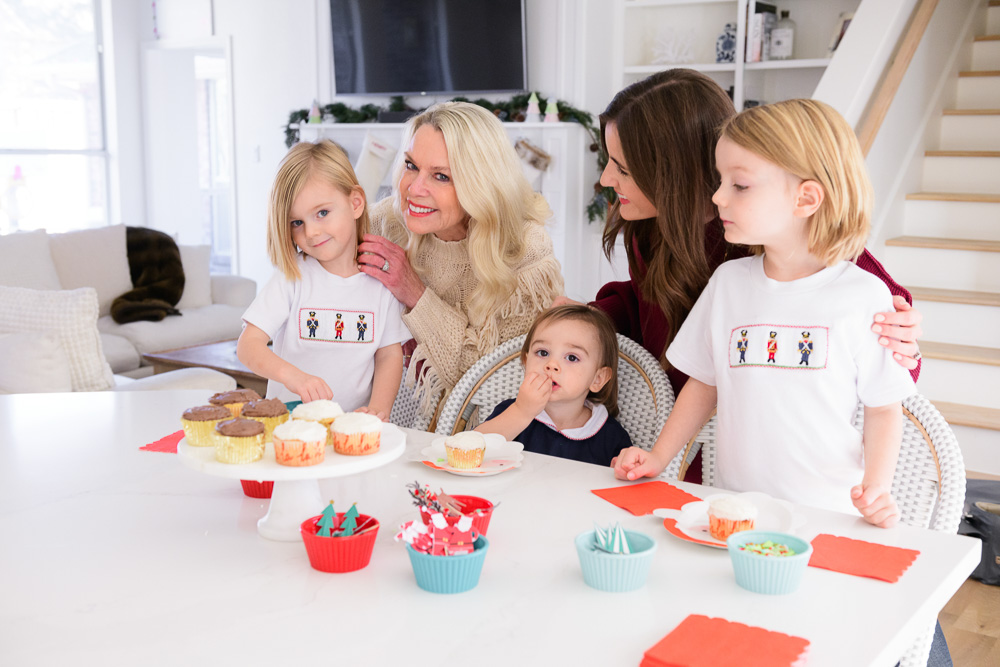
329, 0, 527, 96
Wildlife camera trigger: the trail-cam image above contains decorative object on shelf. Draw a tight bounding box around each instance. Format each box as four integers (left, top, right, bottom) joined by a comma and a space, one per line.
715, 23, 737, 64
543, 100, 560, 123
770, 10, 796, 61
515, 138, 552, 189
525, 92, 542, 122
308, 100, 322, 124
284, 94, 613, 223
827, 11, 855, 56
748, 3, 778, 63
650, 27, 695, 66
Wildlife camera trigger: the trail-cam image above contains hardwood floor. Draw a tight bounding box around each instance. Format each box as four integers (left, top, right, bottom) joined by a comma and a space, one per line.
938, 472, 1000, 666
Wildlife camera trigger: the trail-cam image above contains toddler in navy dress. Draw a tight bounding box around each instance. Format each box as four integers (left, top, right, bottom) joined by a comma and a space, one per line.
476, 305, 631, 466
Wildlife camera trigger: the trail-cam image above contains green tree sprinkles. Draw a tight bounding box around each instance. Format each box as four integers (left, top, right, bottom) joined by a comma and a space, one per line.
738, 541, 796, 556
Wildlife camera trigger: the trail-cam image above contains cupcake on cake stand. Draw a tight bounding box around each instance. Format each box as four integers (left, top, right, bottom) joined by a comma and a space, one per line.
177, 423, 406, 541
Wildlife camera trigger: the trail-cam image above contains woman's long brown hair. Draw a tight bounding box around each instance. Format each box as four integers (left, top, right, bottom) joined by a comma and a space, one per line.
600, 70, 735, 356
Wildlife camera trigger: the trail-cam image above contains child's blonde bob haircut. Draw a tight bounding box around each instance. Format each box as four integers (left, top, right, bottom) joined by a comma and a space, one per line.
519, 304, 621, 418
719, 98, 872, 266
267, 140, 369, 280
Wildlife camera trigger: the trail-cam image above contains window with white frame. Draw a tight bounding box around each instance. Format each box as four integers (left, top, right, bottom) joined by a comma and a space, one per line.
0, 0, 108, 234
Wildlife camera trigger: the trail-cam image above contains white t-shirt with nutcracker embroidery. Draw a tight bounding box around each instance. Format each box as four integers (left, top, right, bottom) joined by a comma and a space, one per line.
666, 255, 915, 514
243, 255, 410, 408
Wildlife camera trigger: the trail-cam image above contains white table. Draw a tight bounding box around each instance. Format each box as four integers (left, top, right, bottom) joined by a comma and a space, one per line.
0, 391, 980, 666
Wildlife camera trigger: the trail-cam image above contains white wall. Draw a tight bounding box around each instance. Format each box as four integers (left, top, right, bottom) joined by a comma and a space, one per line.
108, 0, 618, 288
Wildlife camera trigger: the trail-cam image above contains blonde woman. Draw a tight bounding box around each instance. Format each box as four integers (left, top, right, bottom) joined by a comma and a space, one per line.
357, 102, 564, 415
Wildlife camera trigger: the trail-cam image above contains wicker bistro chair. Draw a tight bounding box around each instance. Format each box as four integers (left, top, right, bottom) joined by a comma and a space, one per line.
675, 393, 966, 667
433, 334, 675, 452
388, 372, 436, 431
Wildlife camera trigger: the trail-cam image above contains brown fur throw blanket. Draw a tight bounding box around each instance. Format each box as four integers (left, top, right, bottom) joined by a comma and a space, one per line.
110, 227, 186, 324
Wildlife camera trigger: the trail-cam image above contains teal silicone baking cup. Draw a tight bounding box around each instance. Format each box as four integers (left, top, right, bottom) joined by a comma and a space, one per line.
726, 530, 812, 595
575, 530, 657, 592
406, 536, 489, 594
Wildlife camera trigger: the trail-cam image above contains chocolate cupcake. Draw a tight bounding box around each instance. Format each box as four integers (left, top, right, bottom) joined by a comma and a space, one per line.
180, 405, 232, 447
214, 417, 265, 464
241, 398, 290, 442
208, 389, 262, 418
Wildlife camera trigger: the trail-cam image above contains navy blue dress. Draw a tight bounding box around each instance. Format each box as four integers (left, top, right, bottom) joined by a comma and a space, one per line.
486, 399, 632, 467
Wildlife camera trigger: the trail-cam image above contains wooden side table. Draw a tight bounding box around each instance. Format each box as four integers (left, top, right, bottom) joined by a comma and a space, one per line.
142, 340, 267, 395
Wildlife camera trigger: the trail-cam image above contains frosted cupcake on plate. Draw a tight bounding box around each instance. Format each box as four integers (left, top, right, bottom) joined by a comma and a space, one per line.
444, 431, 486, 469
241, 398, 290, 442
707, 495, 758, 541
291, 400, 344, 445
209, 388, 262, 418
272, 419, 327, 466
180, 405, 232, 446
330, 412, 382, 456
214, 417, 266, 464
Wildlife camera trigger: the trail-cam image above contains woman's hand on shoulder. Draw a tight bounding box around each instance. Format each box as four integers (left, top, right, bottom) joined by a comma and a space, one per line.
357, 234, 426, 309
872, 295, 923, 370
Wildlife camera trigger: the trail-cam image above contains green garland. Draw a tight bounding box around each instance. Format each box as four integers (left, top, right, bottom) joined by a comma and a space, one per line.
284, 95, 615, 223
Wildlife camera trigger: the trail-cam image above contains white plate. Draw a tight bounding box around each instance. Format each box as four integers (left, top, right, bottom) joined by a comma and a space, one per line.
177, 422, 406, 481
418, 434, 524, 476
652, 491, 804, 549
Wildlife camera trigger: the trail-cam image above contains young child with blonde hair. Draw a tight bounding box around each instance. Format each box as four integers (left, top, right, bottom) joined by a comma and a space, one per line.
476, 304, 632, 466
613, 99, 915, 527
237, 140, 409, 418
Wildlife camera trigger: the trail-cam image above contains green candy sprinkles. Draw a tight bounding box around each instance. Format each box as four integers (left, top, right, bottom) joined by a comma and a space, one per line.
738, 540, 796, 557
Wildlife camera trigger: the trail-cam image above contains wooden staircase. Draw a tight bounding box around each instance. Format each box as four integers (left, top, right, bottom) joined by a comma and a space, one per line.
882, 0, 1000, 473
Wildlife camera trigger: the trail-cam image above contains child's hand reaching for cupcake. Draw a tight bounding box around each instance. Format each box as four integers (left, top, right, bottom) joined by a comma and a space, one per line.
851, 483, 900, 528
286, 370, 334, 404
612, 446, 668, 481
355, 406, 387, 421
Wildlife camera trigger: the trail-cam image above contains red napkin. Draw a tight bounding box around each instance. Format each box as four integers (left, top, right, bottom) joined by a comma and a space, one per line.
641, 614, 809, 667
591, 481, 700, 516
140, 429, 184, 453
808, 533, 919, 583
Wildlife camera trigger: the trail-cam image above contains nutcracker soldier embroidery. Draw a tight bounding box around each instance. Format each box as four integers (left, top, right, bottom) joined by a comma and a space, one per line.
736, 330, 749, 364
798, 331, 813, 366
356, 314, 368, 341
306, 312, 319, 338
334, 313, 344, 340
766, 330, 777, 363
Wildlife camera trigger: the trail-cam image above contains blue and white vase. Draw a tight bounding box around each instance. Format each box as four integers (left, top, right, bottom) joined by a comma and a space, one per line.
716, 23, 737, 63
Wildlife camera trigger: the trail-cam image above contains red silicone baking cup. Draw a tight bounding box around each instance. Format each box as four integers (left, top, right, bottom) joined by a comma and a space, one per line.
300, 513, 379, 573
240, 480, 274, 498
419, 495, 494, 536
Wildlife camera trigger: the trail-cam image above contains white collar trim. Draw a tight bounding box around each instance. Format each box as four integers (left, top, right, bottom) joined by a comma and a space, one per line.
535, 401, 608, 440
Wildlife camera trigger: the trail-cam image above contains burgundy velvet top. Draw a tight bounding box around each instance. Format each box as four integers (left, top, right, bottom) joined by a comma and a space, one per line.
592, 218, 921, 393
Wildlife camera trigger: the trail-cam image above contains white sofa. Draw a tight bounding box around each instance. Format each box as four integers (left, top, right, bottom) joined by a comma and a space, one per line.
0, 226, 256, 393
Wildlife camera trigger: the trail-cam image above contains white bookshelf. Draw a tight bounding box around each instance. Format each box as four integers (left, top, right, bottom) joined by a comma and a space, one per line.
614, 0, 861, 109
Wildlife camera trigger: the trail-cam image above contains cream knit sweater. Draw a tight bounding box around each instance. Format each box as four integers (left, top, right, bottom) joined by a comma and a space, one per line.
369, 198, 565, 414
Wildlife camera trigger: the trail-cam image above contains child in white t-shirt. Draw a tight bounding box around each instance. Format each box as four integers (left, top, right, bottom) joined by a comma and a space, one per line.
238, 141, 409, 417
613, 99, 914, 526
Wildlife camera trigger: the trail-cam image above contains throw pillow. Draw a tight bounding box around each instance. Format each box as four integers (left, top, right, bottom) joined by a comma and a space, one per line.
176, 244, 212, 309
0, 331, 73, 393
48, 224, 133, 317
0, 286, 115, 391
0, 229, 62, 290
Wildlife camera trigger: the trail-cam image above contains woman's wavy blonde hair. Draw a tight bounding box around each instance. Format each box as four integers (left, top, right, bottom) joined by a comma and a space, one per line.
720, 98, 872, 265
267, 140, 369, 280
391, 102, 551, 326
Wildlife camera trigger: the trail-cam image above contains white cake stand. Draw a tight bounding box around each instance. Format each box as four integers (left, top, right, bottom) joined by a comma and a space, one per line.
177, 423, 406, 541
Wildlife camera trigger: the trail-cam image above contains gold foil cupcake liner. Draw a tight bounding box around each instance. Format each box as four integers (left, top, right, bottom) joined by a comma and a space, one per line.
445, 446, 485, 469
247, 413, 290, 443
181, 419, 222, 447
214, 434, 265, 464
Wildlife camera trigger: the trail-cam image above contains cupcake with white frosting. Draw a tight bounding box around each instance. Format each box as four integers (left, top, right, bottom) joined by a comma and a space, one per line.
272, 419, 327, 466
707, 495, 758, 541
444, 431, 486, 469
291, 400, 344, 446
329, 412, 382, 456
